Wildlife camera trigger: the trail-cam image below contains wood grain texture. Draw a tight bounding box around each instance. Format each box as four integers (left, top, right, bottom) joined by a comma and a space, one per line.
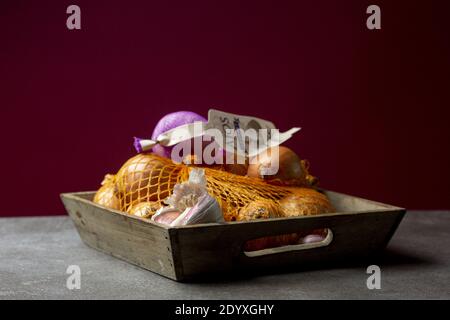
61, 192, 177, 279
61, 190, 405, 281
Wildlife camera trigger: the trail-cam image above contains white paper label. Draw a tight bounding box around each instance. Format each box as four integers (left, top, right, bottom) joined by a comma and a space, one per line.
136, 109, 300, 157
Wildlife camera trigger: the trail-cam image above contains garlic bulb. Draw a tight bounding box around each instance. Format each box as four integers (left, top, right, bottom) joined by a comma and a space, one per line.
171, 194, 224, 226
164, 168, 207, 210
154, 168, 224, 226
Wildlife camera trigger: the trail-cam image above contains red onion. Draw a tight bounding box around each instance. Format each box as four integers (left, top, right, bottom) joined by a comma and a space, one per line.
151, 111, 207, 158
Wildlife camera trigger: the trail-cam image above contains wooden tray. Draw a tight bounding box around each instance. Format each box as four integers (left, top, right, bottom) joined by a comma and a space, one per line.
61, 190, 405, 281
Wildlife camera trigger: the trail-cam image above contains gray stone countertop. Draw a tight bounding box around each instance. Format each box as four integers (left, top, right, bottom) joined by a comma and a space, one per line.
0, 211, 449, 299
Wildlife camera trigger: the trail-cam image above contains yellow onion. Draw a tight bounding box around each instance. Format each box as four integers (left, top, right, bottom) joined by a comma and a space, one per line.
237, 200, 283, 221
280, 187, 334, 217
127, 201, 160, 218
240, 189, 334, 252
218, 199, 236, 222
237, 200, 299, 251
224, 163, 248, 176
238, 200, 281, 252
223, 151, 249, 176
247, 146, 307, 186
276, 189, 332, 246
115, 154, 179, 209
93, 174, 120, 210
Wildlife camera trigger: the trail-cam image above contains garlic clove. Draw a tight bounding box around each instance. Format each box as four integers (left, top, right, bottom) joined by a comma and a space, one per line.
170, 194, 224, 226
299, 234, 326, 244
152, 207, 181, 225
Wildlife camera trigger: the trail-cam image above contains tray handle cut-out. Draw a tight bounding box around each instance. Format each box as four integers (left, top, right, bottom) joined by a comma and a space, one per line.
244, 228, 334, 257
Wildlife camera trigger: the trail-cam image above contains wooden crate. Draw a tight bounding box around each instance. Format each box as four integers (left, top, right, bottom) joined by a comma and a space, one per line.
61, 191, 405, 281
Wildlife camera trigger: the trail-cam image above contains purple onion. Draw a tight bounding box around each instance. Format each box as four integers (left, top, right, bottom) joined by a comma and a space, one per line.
151, 111, 207, 158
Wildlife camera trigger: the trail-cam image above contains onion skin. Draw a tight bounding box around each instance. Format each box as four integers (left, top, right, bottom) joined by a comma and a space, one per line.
238, 200, 299, 252
223, 152, 248, 176
93, 183, 120, 210
115, 154, 178, 210
244, 237, 271, 252
244, 233, 300, 252
151, 111, 207, 158
224, 163, 248, 176
278, 188, 332, 247
247, 146, 307, 186
241, 188, 334, 252
127, 201, 160, 218
93, 174, 120, 210
237, 200, 283, 221
280, 188, 334, 217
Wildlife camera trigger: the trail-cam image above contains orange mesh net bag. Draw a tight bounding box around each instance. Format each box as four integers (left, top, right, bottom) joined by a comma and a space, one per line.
113, 154, 187, 212
96, 153, 333, 222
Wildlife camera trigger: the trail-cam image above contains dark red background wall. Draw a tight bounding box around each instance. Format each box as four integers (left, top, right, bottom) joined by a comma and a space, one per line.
1, 0, 449, 216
